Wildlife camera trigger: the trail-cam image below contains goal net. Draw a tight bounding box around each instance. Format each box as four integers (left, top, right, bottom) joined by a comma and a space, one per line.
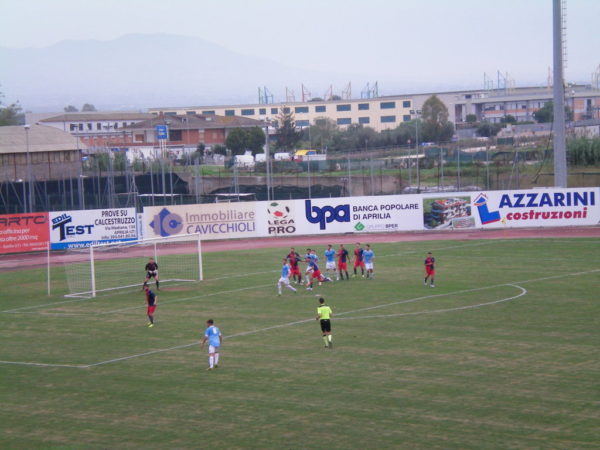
62, 234, 203, 298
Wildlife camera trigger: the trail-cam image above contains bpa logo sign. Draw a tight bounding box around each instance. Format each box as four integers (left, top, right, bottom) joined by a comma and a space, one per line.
305, 200, 350, 230
150, 208, 183, 237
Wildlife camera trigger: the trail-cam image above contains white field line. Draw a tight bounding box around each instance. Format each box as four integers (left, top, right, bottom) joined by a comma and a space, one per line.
0, 360, 86, 369
86, 318, 315, 368
98, 283, 275, 315
0, 241, 496, 316
56, 283, 532, 368
2, 268, 597, 369
0, 296, 95, 314
336, 285, 527, 321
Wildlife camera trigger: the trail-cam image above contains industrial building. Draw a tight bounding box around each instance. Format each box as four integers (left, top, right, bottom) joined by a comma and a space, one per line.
148, 84, 600, 130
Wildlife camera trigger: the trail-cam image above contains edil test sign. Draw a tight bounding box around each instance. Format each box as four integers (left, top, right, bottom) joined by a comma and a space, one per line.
49, 208, 137, 249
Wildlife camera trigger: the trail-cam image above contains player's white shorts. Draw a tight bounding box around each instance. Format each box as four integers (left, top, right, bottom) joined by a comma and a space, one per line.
365, 262, 374, 271
208, 345, 219, 354
305, 266, 314, 275
326, 261, 336, 270
278, 277, 291, 286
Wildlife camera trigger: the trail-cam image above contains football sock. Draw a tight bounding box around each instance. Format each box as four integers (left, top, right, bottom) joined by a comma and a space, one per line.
327, 335, 332, 342
214, 353, 219, 365
148, 315, 154, 324
156, 281, 160, 289
322, 336, 328, 346
287, 285, 297, 292
209, 355, 214, 368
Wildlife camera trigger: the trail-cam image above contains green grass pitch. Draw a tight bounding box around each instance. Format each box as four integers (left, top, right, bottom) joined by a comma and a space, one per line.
1, 237, 599, 449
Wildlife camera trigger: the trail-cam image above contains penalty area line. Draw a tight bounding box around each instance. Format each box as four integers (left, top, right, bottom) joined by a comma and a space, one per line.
2, 268, 597, 369
336, 284, 527, 321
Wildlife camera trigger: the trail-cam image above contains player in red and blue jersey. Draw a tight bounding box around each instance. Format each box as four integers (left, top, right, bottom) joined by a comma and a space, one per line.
305, 260, 332, 290
337, 244, 350, 280
424, 252, 435, 288
353, 242, 365, 277
143, 284, 157, 327
287, 247, 303, 284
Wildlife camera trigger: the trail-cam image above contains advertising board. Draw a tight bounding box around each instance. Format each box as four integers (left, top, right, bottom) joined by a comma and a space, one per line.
49, 208, 137, 249
471, 188, 600, 228
295, 195, 423, 235
143, 203, 258, 241
0, 212, 50, 254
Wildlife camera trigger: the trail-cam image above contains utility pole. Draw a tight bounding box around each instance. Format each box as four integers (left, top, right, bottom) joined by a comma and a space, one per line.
24, 125, 33, 212
553, 0, 567, 187
264, 119, 271, 201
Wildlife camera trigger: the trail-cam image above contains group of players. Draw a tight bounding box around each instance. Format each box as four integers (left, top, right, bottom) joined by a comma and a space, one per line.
140, 245, 436, 368
277, 242, 376, 296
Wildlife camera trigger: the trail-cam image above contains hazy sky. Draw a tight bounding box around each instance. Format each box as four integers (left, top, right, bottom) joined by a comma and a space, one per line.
1, 0, 599, 93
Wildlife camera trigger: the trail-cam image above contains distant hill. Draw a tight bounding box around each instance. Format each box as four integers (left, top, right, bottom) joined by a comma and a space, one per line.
0, 33, 355, 112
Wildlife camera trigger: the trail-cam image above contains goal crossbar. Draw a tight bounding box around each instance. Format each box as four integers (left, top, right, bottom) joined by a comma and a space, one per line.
62, 233, 203, 298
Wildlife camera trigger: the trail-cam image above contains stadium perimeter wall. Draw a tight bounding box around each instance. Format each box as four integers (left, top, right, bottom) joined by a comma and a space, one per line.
1, 187, 599, 255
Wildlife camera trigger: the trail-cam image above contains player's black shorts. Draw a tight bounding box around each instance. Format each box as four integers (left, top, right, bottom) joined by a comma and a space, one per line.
146, 271, 158, 279
320, 319, 331, 333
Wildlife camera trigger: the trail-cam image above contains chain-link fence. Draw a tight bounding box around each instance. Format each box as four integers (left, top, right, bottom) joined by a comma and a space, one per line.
2, 139, 600, 214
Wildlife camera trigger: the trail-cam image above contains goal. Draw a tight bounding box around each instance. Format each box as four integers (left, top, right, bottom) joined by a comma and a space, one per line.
62, 234, 203, 298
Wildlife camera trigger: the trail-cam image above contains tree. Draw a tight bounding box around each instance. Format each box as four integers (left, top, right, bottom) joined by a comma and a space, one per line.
533, 101, 574, 123
0, 101, 24, 126
224, 127, 266, 155
213, 144, 227, 156
275, 108, 301, 150
0, 88, 24, 126
81, 103, 97, 112
501, 115, 517, 124
420, 95, 455, 142
225, 128, 248, 155
476, 121, 503, 137
64, 105, 78, 112
466, 114, 478, 124
305, 118, 338, 150
245, 126, 266, 154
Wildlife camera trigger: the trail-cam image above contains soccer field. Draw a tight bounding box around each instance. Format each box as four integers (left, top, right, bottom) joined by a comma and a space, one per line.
1, 237, 599, 449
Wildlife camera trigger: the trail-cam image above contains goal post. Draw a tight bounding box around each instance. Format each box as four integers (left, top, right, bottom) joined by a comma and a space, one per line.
62, 233, 203, 298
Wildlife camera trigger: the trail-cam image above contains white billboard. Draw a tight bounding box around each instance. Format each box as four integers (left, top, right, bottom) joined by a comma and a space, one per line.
471, 188, 600, 228
50, 208, 137, 249
295, 195, 424, 235
143, 203, 258, 240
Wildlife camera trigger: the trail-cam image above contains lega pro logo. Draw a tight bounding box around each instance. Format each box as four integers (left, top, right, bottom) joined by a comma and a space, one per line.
149, 208, 183, 237
267, 202, 296, 235
305, 200, 350, 230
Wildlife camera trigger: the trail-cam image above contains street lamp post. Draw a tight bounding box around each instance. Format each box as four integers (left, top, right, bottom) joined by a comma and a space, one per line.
264, 119, 272, 201
24, 124, 33, 212
411, 110, 422, 192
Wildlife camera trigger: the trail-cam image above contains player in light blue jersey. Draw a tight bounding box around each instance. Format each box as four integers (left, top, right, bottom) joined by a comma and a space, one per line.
201, 319, 222, 370
278, 258, 298, 296
304, 249, 319, 285
305, 248, 319, 263
363, 244, 375, 279
324, 244, 338, 280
